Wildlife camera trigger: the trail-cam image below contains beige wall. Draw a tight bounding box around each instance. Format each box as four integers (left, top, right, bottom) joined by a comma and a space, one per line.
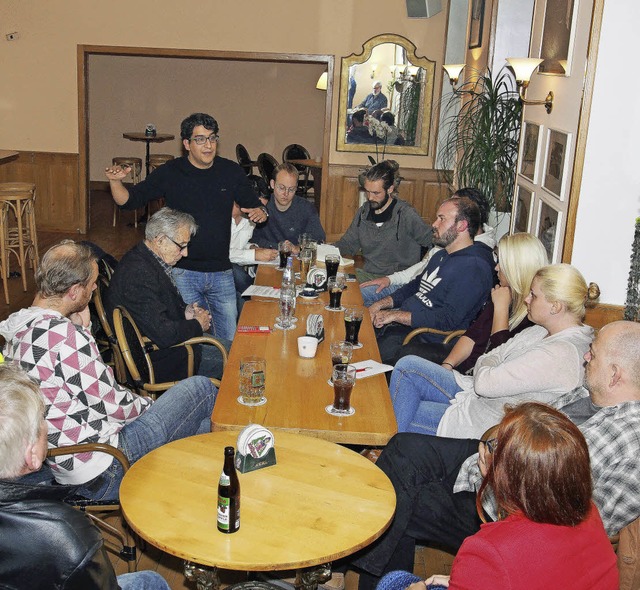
88, 56, 327, 181
0, 0, 449, 170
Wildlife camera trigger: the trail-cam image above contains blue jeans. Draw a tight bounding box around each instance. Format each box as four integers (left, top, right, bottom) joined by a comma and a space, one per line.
197, 337, 231, 380
389, 355, 462, 434
117, 571, 171, 590
172, 267, 238, 342
77, 376, 216, 501
360, 283, 400, 307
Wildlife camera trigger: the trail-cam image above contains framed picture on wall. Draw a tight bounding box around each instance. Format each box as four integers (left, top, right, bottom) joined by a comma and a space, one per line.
539, 0, 576, 74
536, 199, 562, 261
520, 122, 540, 182
543, 128, 570, 198
468, 0, 485, 49
513, 185, 533, 233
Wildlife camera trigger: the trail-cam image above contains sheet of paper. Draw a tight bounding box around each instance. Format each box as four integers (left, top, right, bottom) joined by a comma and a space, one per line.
242, 285, 280, 298
351, 360, 394, 379
316, 244, 354, 267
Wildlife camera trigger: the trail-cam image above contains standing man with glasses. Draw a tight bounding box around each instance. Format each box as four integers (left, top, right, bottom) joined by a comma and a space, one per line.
252, 162, 326, 254
105, 113, 268, 341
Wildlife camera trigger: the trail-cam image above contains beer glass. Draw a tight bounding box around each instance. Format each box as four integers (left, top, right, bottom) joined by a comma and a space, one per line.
331, 363, 357, 415
344, 306, 364, 346
325, 254, 340, 280
239, 356, 266, 405
327, 273, 346, 310
329, 340, 353, 384
277, 284, 296, 330
299, 248, 312, 284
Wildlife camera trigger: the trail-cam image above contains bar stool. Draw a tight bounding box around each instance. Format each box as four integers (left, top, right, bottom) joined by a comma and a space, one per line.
0, 182, 40, 304
112, 157, 142, 227
147, 154, 173, 214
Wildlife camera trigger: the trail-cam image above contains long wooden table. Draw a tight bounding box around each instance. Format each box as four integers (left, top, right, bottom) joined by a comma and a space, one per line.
212, 264, 397, 446
120, 431, 395, 588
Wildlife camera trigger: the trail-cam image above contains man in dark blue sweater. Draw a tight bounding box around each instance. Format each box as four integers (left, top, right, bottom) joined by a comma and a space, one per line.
105, 113, 268, 342
370, 196, 494, 364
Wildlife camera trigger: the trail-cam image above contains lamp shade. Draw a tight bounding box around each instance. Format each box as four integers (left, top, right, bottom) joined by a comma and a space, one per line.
316, 72, 328, 91
506, 57, 543, 83
442, 63, 465, 83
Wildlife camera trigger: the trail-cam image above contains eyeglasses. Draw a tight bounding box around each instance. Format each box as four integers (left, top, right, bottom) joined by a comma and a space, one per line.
275, 184, 297, 195
482, 438, 498, 454
165, 236, 190, 252
189, 134, 219, 145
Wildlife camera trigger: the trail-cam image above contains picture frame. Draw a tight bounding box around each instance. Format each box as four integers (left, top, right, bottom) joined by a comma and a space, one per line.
468, 0, 485, 49
513, 185, 533, 234
543, 128, 570, 199
520, 122, 540, 182
539, 0, 576, 74
536, 199, 562, 262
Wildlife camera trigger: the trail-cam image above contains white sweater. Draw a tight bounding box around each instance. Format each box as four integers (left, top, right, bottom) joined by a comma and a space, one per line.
437, 324, 594, 439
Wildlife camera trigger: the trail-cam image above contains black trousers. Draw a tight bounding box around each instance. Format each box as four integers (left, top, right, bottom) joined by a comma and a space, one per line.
351, 433, 482, 590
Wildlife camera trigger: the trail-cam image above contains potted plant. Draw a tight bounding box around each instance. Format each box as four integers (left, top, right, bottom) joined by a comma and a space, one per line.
437, 67, 522, 212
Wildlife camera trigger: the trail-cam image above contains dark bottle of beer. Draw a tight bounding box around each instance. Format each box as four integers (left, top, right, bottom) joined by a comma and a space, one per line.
217, 446, 240, 533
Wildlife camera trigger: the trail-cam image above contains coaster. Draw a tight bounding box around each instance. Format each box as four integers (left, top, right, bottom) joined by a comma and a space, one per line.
274, 321, 296, 331
348, 342, 364, 349
325, 404, 355, 416
276, 315, 298, 324
324, 305, 345, 312
237, 395, 267, 407
300, 294, 319, 300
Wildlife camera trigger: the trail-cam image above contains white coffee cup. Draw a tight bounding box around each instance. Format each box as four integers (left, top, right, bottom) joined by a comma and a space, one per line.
298, 336, 319, 358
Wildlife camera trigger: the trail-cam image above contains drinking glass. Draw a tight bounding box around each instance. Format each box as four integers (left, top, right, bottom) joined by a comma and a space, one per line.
299, 248, 313, 284
330, 340, 353, 369
277, 285, 296, 329
325, 254, 340, 280
331, 363, 357, 414
278, 241, 292, 270
306, 240, 318, 267
327, 273, 346, 310
239, 356, 266, 405
344, 306, 364, 346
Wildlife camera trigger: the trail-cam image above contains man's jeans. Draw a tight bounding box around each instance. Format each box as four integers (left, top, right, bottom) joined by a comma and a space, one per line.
389, 355, 462, 434
117, 571, 171, 590
360, 283, 401, 307
77, 376, 216, 501
172, 267, 238, 342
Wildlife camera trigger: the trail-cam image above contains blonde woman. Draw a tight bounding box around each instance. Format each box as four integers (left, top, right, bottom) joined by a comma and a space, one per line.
390, 263, 599, 438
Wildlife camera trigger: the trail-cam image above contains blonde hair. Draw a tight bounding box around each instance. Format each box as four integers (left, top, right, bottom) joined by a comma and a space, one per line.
498, 233, 548, 329
534, 263, 600, 320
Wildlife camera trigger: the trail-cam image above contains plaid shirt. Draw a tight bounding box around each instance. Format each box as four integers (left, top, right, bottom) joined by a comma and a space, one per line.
146, 244, 178, 287
454, 386, 640, 536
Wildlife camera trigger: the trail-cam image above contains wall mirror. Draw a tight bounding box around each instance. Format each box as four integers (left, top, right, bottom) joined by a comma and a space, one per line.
337, 34, 436, 156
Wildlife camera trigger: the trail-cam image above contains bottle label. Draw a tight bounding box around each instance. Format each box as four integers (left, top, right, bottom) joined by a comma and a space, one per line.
217, 496, 230, 530
219, 473, 230, 486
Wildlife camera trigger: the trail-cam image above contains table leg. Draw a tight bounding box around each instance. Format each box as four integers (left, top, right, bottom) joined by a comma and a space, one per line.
184, 561, 221, 590
295, 563, 332, 590
144, 139, 151, 177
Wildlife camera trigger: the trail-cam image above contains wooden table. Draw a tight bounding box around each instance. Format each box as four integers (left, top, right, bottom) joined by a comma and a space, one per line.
120, 431, 396, 589
122, 132, 175, 176
213, 264, 396, 446
0, 150, 19, 163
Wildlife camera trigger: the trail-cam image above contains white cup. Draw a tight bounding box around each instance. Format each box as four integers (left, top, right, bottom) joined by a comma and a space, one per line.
298, 336, 319, 358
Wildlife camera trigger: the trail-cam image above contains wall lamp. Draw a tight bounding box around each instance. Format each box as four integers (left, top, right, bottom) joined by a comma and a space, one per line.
506, 57, 554, 114
370, 63, 378, 79
316, 72, 328, 91
442, 63, 465, 86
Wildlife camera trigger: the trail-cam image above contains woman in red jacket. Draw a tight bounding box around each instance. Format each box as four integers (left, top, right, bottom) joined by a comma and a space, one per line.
378, 402, 618, 590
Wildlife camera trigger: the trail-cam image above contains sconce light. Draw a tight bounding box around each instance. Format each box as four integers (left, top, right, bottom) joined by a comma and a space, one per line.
443, 63, 465, 86
316, 72, 328, 91
370, 63, 378, 79
506, 57, 554, 114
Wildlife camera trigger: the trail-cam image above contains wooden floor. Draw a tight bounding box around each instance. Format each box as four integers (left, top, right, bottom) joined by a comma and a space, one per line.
6, 189, 454, 588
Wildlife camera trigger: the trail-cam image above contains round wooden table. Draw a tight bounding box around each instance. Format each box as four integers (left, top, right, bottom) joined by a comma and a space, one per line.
122, 132, 175, 176
120, 431, 396, 589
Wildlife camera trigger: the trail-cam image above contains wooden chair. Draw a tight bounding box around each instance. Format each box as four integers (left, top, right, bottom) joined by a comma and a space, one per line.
610, 517, 640, 590
111, 157, 142, 228
257, 152, 279, 187
236, 143, 257, 176
47, 443, 137, 573
282, 143, 314, 199
146, 154, 173, 214
402, 327, 466, 346
112, 305, 228, 396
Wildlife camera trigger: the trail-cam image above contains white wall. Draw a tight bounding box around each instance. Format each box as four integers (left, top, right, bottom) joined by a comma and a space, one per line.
571, 0, 640, 305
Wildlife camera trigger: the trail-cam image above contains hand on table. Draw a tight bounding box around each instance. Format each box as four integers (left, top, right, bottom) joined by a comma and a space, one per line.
255, 248, 278, 262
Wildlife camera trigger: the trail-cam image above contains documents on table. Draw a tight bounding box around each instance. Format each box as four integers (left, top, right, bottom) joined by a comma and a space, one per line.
316, 244, 354, 267
351, 360, 393, 379
242, 285, 280, 298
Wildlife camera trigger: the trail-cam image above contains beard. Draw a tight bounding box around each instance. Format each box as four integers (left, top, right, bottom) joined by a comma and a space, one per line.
369, 194, 390, 211
432, 224, 458, 248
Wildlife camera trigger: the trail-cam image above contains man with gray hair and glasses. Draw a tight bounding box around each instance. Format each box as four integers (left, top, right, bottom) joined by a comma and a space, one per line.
0, 240, 217, 502
105, 112, 269, 342
0, 362, 171, 589
106, 207, 228, 382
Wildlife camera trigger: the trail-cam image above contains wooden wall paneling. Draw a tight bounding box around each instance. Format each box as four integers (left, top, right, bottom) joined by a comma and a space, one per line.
0, 151, 81, 232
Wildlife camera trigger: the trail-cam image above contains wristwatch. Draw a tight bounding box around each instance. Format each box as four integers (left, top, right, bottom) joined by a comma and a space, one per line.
259, 206, 269, 219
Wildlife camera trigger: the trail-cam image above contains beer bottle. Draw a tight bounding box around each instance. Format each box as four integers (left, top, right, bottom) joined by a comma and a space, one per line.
217, 446, 240, 533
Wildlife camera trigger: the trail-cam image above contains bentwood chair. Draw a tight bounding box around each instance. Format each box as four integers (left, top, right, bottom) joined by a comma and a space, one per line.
402, 327, 466, 346
112, 305, 228, 396
111, 157, 142, 228
257, 152, 279, 187
47, 443, 137, 573
236, 143, 257, 176
282, 143, 314, 199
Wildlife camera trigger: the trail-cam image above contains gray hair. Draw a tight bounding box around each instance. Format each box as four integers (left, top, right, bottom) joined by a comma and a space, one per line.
35, 240, 96, 297
145, 207, 198, 241
0, 363, 45, 479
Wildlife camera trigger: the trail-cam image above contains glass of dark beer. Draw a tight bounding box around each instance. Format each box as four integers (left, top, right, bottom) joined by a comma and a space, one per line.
325, 254, 340, 280
344, 306, 364, 346
331, 363, 357, 415
327, 274, 346, 310
278, 241, 292, 270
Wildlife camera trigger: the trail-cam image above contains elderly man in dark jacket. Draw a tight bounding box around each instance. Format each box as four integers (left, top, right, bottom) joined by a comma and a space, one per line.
0, 363, 170, 590
105, 207, 228, 382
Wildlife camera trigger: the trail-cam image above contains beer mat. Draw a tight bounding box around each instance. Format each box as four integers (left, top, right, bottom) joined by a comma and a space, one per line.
243, 285, 280, 298
352, 360, 393, 379
325, 404, 355, 416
